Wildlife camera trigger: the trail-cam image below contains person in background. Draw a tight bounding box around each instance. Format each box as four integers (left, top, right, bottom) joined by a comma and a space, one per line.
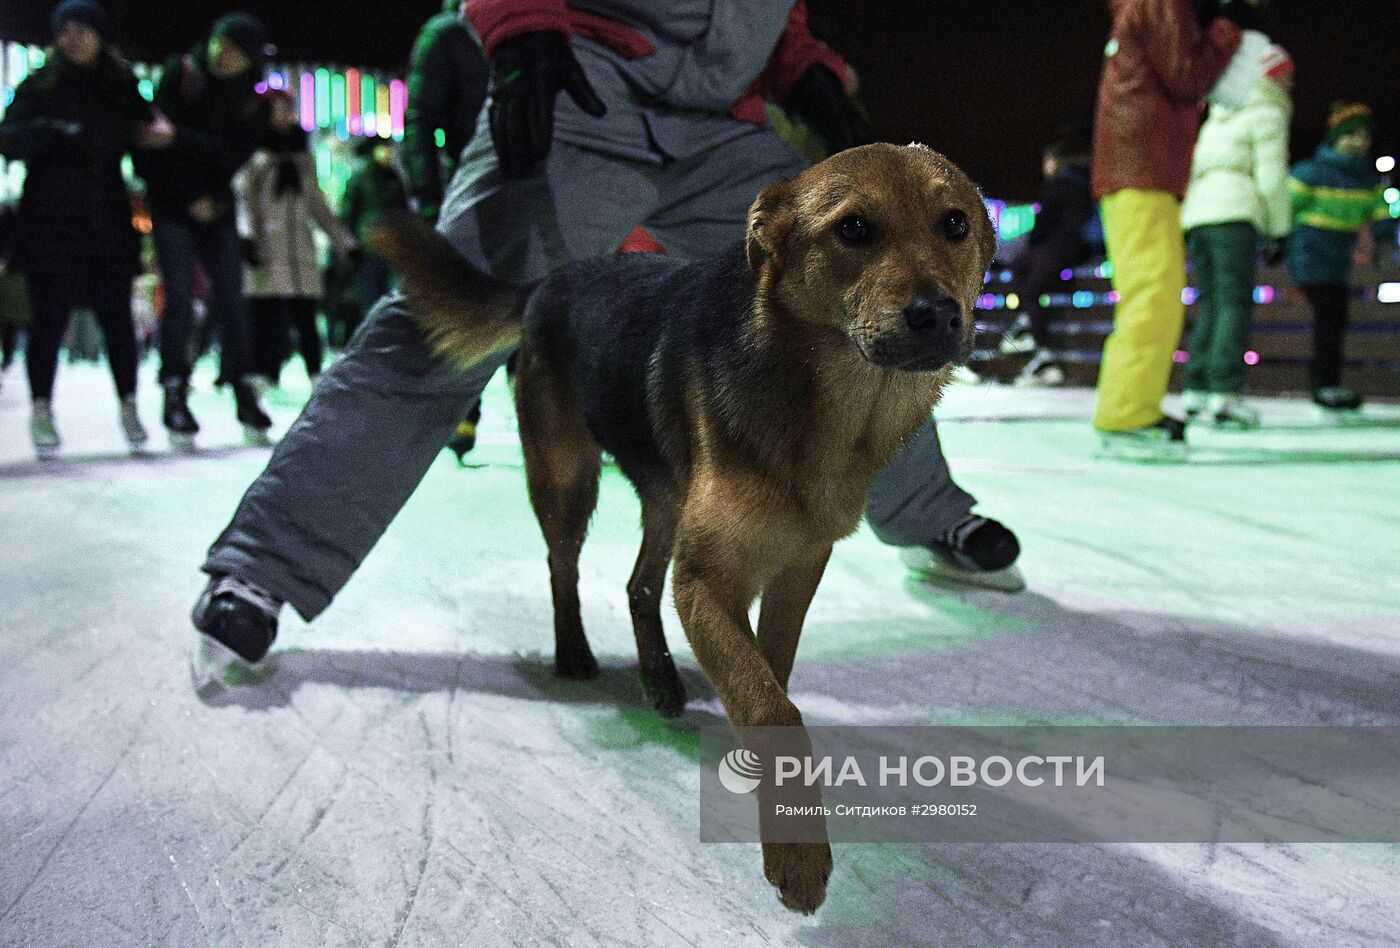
235, 89, 358, 389
0, 202, 28, 386
192, 0, 1026, 689
1003, 136, 1094, 387
1179, 41, 1293, 428
404, 0, 489, 225
340, 138, 408, 335
1089, 0, 1260, 459
1287, 101, 1390, 415
403, 0, 492, 461
0, 0, 171, 455
135, 12, 272, 446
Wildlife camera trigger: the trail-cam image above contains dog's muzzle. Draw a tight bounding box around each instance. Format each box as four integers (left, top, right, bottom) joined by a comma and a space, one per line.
856, 294, 970, 372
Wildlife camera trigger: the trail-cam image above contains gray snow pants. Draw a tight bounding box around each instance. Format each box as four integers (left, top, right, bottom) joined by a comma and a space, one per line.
204, 127, 974, 619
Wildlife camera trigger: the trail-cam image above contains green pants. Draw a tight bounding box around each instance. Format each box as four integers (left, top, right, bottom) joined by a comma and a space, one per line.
1184, 221, 1258, 394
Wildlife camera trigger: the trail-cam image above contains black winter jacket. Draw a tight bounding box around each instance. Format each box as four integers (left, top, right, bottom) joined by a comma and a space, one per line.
134, 48, 267, 225
403, 10, 489, 216
0, 51, 151, 276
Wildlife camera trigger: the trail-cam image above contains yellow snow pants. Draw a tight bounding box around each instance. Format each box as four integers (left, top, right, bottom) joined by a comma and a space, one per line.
1093, 188, 1188, 432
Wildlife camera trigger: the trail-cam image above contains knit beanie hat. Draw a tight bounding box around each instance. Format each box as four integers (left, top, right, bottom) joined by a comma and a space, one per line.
212, 12, 269, 66
1326, 102, 1373, 144
51, 0, 110, 40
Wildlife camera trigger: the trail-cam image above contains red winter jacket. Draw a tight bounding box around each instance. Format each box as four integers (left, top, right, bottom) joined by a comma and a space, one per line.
1090, 0, 1240, 200
464, 0, 847, 123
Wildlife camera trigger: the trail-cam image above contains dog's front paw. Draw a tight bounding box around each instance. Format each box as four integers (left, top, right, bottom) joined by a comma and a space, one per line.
762, 841, 832, 914
554, 646, 600, 680
640, 666, 686, 718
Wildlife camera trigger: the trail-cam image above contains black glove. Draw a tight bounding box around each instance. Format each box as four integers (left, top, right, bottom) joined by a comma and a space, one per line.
488, 31, 606, 179
784, 64, 873, 157
241, 238, 261, 268
1263, 237, 1286, 268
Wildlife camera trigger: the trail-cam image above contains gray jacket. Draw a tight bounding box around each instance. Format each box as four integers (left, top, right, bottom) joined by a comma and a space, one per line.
469, 0, 837, 161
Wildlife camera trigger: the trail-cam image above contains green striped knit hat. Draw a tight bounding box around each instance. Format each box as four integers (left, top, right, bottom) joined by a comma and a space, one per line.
1326, 101, 1372, 144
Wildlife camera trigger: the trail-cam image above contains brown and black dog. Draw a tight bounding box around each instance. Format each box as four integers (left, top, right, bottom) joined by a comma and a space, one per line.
373, 143, 996, 913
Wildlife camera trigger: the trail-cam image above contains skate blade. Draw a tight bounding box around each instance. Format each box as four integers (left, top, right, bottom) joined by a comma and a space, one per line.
1095, 438, 1188, 463
191, 636, 278, 699
1315, 407, 1365, 426
243, 426, 273, 447
1212, 417, 1260, 431
168, 432, 197, 452
900, 548, 1027, 593
34, 444, 60, 460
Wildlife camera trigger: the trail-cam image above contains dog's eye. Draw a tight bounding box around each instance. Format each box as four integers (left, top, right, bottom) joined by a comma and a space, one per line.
942, 210, 970, 242
836, 215, 873, 246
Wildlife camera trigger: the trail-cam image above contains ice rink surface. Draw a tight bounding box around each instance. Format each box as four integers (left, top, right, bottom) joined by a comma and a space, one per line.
2, 359, 1399, 946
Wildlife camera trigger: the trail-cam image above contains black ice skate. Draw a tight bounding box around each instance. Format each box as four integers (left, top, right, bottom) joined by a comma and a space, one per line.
447, 402, 482, 465
162, 379, 199, 450
191, 574, 281, 697
901, 514, 1026, 593
232, 380, 274, 446
1313, 386, 1364, 423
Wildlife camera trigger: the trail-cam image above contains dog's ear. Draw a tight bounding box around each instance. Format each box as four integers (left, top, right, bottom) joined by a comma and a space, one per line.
745, 178, 797, 274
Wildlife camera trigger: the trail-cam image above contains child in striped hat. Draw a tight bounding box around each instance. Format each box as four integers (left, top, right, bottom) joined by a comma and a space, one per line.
1287, 102, 1391, 412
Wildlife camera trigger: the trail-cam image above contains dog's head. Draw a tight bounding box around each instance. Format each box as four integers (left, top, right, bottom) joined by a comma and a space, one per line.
745, 143, 995, 372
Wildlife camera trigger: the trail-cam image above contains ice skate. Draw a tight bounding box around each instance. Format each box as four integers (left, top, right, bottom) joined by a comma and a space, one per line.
1313, 386, 1364, 424
1013, 349, 1066, 387
902, 514, 1025, 593
1181, 389, 1208, 419
232, 380, 274, 446
447, 404, 481, 465
162, 379, 199, 450
1097, 415, 1188, 462
1206, 393, 1259, 429
998, 312, 1036, 355
30, 399, 60, 458
119, 394, 149, 450
190, 574, 281, 697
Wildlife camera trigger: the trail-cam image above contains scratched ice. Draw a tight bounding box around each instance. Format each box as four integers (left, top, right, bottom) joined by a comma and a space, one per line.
2, 359, 1399, 945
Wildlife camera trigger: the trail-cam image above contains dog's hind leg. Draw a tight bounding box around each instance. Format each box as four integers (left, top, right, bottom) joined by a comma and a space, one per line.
517, 351, 603, 680
756, 546, 832, 691
628, 496, 685, 716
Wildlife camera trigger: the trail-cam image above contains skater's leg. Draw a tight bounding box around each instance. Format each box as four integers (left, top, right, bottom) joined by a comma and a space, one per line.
198, 219, 256, 386
247, 297, 282, 382
865, 421, 1024, 590
1183, 226, 1217, 394
202, 295, 508, 618
151, 217, 198, 385
863, 420, 975, 547
641, 128, 808, 258
202, 136, 656, 621
1305, 284, 1349, 389
21, 274, 76, 401
90, 270, 140, 399
289, 297, 323, 378
1206, 222, 1257, 394
1092, 189, 1187, 432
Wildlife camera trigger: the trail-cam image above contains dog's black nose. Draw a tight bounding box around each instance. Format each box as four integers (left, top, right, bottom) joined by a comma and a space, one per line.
903, 295, 963, 333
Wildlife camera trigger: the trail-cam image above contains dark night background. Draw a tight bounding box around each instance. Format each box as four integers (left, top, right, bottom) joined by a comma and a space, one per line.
2, 1, 1396, 201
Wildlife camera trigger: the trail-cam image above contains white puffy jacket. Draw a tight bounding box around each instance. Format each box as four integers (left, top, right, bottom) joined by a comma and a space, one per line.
1180, 76, 1292, 238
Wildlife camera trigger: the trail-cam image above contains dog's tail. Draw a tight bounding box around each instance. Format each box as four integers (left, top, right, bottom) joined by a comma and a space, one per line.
369, 214, 525, 369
